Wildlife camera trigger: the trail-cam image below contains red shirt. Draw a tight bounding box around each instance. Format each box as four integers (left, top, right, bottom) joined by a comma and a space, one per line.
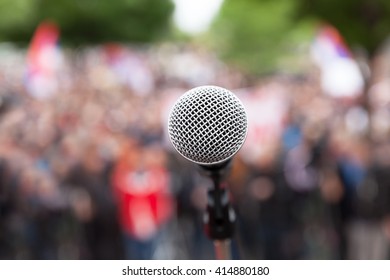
112, 165, 173, 240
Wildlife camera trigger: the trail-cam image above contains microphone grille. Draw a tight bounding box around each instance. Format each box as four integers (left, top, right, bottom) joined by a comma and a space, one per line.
168, 86, 248, 165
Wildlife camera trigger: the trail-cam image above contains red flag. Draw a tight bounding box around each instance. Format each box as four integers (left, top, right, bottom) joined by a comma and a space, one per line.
25, 21, 61, 99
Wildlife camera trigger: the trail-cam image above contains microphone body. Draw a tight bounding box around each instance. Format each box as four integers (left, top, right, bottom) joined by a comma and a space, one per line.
167, 86, 248, 259
168, 85, 248, 167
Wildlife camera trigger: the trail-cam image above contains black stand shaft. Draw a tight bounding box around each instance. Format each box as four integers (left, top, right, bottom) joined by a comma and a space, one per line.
199, 161, 235, 260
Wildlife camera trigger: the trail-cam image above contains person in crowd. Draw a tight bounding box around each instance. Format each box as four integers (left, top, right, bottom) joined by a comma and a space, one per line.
0, 44, 389, 260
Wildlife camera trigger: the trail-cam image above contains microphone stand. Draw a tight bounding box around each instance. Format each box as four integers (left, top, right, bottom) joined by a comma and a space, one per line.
199, 161, 235, 260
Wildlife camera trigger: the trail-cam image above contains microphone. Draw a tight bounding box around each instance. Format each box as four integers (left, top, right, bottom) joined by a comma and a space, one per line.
167, 85, 248, 169
167, 85, 248, 259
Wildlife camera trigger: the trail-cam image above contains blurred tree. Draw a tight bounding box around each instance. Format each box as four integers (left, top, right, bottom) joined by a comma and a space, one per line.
209, 0, 316, 75
0, 0, 38, 42
296, 0, 390, 57
0, 0, 174, 44
210, 0, 390, 76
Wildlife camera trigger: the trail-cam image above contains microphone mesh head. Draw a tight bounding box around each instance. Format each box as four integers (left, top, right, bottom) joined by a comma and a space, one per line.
168, 86, 248, 165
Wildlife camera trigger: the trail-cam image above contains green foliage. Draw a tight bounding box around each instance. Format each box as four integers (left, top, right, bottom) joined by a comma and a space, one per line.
209, 0, 316, 76
210, 0, 390, 76
296, 0, 390, 55
0, 0, 38, 42
0, 0, 174, 45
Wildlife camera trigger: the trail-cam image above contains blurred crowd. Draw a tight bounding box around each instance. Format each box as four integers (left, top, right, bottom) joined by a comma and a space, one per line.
1, 40, 390, 260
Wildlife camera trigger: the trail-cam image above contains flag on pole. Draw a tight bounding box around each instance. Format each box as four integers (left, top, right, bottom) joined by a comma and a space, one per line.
25, 21, 62, 100
311, 24, 364, 99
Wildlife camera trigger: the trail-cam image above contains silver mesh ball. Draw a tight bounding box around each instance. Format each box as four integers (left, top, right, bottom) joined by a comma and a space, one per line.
168, 85, 248, 165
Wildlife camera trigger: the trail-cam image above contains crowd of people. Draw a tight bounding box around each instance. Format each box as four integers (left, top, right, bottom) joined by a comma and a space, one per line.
0, 41, 390, 260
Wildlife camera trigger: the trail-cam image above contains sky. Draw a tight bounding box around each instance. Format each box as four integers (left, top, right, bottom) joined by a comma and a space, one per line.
172, 0, 224, 34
